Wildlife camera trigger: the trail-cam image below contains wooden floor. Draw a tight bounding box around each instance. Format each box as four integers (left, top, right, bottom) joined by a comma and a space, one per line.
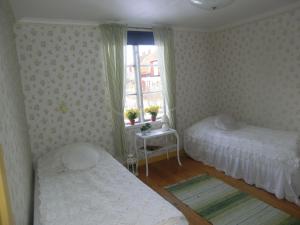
138, 155, 300, 225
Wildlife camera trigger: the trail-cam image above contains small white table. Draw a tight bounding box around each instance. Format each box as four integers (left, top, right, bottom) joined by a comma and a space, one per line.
135, 128, 182, 176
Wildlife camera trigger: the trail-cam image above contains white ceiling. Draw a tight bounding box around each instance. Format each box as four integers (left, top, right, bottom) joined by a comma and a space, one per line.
10, 0, 300, 30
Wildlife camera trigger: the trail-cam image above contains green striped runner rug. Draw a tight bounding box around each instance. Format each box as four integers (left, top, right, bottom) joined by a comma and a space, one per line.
165, 174, 300, 225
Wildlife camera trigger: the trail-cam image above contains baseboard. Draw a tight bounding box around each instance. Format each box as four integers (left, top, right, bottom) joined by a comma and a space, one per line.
138, 149, 185, 166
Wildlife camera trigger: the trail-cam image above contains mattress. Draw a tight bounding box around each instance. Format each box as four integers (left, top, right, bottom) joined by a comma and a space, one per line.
184, 117, 300, 206
34, 144, 188, 225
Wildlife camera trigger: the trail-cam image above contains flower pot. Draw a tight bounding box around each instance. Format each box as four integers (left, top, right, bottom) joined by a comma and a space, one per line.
151, 115, 157, 122
130, 119, 135, 125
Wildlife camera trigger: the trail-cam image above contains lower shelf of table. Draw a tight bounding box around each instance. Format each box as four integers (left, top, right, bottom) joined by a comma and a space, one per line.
137, 144, 177, 156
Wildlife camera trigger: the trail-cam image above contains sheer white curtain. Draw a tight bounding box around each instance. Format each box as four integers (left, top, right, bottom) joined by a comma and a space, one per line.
153, 27, 177, 128
100, 24, 128, 160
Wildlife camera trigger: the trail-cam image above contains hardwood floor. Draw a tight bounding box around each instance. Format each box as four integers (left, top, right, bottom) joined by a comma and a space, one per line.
137, 155, 300, 225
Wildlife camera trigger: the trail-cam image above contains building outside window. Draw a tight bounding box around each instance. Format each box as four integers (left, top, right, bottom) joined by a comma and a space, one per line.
125, 44, 165, 124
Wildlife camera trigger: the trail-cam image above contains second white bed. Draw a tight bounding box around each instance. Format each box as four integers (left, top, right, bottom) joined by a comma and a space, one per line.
184, 116, 300, 206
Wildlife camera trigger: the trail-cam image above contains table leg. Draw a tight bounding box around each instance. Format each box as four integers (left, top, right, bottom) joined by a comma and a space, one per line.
134, 135, 139, 176
144, 139, 148, 176
175, 132, 182, 166
165, 136, 169, 160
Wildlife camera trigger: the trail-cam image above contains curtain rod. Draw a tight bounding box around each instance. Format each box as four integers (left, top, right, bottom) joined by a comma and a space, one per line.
128, 26, 153, 31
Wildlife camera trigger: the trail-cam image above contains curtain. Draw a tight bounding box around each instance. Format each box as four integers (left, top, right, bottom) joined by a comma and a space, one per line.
153, 27, 177, 128
100, 24, 128, 160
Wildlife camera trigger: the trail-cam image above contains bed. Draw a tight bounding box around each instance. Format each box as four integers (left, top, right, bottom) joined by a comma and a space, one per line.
34, 143, 188, 225
184, 116, 300, 206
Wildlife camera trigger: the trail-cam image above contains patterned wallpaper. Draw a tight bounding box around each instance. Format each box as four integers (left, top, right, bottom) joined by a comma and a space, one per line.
15, 6, 300, 160
15, 24, 214, 157
212, 8, 300, 132
0, 0, 32, 224
174, 31, 216, 137
15, 24, 114, 158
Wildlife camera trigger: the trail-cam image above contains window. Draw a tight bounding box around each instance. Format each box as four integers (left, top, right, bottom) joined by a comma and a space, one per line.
124, 42, 165, 125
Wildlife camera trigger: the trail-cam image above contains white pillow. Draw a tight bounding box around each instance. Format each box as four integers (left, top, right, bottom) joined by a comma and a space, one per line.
61, 143, 99, 171
214, 114, 238, 131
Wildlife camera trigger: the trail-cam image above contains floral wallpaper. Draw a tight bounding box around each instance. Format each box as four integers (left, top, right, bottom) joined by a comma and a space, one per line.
174, 31, 216, 138
212, 7, 300, 132
15, 24, 114, 158
0, 0, 33, 224
15, 6, 300, 161
15, 24, 214, 157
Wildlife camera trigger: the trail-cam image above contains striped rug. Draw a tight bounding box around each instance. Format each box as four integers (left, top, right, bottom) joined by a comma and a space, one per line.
165, 174, 300, 225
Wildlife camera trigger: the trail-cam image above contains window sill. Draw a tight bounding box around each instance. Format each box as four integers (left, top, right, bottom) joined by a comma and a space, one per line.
125, 120, 162, 130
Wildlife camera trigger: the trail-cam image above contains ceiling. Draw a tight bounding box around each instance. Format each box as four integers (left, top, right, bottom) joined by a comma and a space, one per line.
10, 0, 300, 30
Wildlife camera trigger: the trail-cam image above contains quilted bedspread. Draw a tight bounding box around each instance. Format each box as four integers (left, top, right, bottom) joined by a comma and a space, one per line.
35, 145, 188, 225
184, 116, 300, 206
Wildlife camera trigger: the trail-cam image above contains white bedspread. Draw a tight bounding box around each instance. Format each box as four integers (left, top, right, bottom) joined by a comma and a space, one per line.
35, 145, 188, 225
184, 117, 300, 206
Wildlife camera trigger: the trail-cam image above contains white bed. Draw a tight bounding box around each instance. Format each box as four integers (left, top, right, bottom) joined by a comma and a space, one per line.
34, 143, 188, 225
184, 116, 300, 206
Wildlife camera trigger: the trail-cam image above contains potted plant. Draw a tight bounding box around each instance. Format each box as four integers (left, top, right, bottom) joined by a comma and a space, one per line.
145, 105, 160, 122
140, 123, 152, 135
125, 108, 140, 125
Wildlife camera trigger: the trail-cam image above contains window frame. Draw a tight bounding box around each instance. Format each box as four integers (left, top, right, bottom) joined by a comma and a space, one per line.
125, 44, 165, 125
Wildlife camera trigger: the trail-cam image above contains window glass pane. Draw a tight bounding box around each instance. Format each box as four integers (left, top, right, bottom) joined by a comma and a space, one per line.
140, 64, 160, 77
124, 95, 140, 123
141, 69, 161, 93
125, 95, 138, 109
139, 45, 158, 66
139, 45, 162, 94
143, 92, 164, 121
126, 66, 137, 95
126, 45, 134, 66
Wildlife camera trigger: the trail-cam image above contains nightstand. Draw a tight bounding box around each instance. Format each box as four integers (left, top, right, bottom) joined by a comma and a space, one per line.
135, 128, 182, 176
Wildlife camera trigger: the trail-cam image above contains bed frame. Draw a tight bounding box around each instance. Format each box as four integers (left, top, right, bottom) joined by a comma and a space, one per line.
0, 144, 14, 225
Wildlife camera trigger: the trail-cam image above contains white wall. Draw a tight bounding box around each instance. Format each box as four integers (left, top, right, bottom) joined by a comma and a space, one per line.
0, 0, 33, 224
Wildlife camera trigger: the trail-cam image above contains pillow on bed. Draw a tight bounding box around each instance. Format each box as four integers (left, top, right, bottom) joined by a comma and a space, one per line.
214, 114, 238, 131
62, 143, 99, 171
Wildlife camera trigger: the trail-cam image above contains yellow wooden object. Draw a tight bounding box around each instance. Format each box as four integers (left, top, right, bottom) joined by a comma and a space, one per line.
0, 145, 14, 225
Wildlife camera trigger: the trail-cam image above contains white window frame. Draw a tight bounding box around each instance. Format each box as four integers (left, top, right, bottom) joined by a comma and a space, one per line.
125, 45, 165, 125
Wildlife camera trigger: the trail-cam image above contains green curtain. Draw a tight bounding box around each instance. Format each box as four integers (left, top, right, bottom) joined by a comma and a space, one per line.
100, 24, 128, 160
153, 27, 177, 128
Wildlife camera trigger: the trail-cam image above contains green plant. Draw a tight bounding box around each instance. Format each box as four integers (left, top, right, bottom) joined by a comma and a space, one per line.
145, 105, 160, 116
58, 101, 69, 113
140, 123, 152, 132
125, 108, 140, 120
